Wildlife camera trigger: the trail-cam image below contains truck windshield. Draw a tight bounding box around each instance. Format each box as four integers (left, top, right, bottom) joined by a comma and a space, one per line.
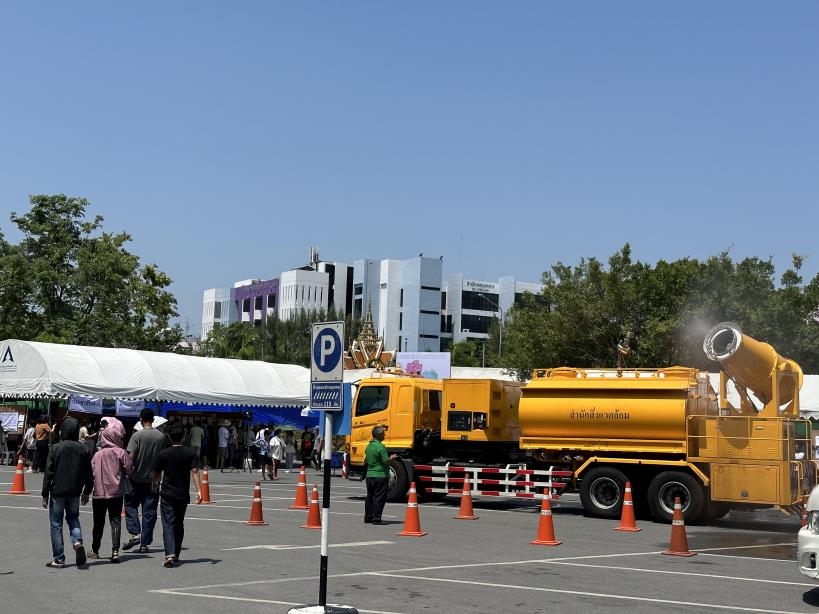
355, 386, 390, 416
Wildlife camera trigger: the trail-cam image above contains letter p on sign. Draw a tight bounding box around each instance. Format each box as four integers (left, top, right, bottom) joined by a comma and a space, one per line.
311, 321, 344, 382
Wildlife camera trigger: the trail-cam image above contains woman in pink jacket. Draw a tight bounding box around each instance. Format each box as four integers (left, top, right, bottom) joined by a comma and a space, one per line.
89, 419, 132, 562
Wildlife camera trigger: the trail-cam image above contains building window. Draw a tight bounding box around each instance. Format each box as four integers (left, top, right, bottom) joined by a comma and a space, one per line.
399, 312, 403, 330
462, 291, 499, 312
400, 289, 403, 307
243, 298, 250, 313
441, 291, 447, 309
420, 310, 438, 315
460, 314, 494, 335
421, 286, 440, 291
255, 296, 262, 310
267, 293, 276, 309
213, 302, 222, 319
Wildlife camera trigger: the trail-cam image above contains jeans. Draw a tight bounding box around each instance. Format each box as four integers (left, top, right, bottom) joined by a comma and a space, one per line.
124, 480, 158, 546
365, 477, 389, 522
160, 497, 188, 559
49, 495, 83, 563
91, 497, 122, 554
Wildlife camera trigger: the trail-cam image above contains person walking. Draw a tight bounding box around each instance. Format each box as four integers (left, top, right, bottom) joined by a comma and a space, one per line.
269, 428, 284, 480
257, 428, 270, 480
123, 408, 167, 554
284, 432, 296, 473
22, 420, 37, 471
300, 425, 314, 468
89, 421, 132, 563
188, 420, 204, 461
363, 426, 398, 525
227, 421, 239, 469
41, 417, 94, 568
153, 424, 202, 568
35, 416, 52, 473
216, 420, 229, 471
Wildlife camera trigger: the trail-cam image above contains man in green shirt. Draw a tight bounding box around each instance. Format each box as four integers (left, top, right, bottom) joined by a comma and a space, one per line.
364, 426, 397, 525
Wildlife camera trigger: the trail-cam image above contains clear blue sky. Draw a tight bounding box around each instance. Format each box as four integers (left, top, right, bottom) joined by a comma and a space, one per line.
1, 2, 817, 334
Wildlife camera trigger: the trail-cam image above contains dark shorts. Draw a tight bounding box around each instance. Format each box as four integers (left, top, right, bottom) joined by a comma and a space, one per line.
259, 454, 270, 465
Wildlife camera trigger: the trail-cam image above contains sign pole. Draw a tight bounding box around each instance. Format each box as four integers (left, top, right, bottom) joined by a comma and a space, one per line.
290, 322, 357, 614
319, 409, 333, 605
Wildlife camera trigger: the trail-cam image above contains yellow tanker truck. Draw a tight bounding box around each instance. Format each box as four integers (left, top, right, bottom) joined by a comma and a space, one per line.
346, 322, 814, 523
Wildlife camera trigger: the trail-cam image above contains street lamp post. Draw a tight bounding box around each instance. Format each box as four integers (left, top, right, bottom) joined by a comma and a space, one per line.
478, 294, 504, 362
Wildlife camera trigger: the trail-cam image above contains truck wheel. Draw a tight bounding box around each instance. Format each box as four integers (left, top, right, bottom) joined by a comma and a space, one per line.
579, 467, 627, 518
647, 471, 704, 524
386, 459, 409, 502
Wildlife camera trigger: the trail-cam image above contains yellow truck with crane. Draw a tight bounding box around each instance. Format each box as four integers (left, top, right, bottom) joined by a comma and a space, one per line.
346, 322, 814, 523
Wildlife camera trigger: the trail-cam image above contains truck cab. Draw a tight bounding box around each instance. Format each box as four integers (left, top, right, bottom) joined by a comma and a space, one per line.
349, 374, 443, 498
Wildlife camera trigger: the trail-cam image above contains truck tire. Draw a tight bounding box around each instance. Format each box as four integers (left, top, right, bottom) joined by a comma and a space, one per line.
386, 458, 409, 502
647, 471, 705, 524
579, 467, 628, 518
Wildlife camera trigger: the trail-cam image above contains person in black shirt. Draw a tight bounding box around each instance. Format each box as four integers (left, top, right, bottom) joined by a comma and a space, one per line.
153, 424, 201, 568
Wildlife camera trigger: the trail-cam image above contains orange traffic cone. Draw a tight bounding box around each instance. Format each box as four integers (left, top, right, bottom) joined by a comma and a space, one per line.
301, 485, 322, 529
530, 495, 562, 546
289, 467, 309, 510
614, 481, 641, 532
200, 467, 212, 504
8, 459, 29, 495
663, 496, 695, 557
454, 475, 478, 520
246, 481, 269, 526
397, 482, 427, 537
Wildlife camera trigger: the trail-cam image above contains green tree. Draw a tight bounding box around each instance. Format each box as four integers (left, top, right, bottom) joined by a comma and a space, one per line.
450, 339, 483, 367
502, 246, 819, 376
2, 194, 182, 350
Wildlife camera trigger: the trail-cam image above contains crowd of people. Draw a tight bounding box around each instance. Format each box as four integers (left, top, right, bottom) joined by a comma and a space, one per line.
27, 409, 324, 569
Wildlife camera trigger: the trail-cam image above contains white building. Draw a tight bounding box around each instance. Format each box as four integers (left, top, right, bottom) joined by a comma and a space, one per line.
201, 251, 539, 351
201, 287, 234, 339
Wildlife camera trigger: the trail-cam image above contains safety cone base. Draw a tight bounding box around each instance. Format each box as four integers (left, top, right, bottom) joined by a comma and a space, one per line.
663, 548, 696, 557
454, 513, 479, 520
247, 519, 269, 526
397, 528, 428, 537
530, 537, 562, 546
614, 525, 642, 532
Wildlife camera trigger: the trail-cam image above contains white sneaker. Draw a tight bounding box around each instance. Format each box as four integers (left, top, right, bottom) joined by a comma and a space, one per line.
26, 469, 33, 473
256, 469, 263, 473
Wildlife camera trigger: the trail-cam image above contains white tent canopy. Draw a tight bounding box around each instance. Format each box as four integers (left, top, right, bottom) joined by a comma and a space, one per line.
0, 339, 310, 407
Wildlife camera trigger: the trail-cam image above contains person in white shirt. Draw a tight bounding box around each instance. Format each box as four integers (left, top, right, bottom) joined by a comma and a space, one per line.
216, 421, 229, 471
268, 428, 284, 480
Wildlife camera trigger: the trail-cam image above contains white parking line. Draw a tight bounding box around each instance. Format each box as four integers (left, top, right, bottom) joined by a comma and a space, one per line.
223, 540, 393, 551
546, 561, 814, 587
371, 572, 802, 614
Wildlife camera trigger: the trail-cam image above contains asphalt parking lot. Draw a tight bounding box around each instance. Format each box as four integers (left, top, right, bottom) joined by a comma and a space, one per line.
2, 463, 818, 614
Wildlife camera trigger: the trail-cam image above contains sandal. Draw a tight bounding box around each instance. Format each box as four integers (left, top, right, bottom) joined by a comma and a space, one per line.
163, 555, 176, 568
